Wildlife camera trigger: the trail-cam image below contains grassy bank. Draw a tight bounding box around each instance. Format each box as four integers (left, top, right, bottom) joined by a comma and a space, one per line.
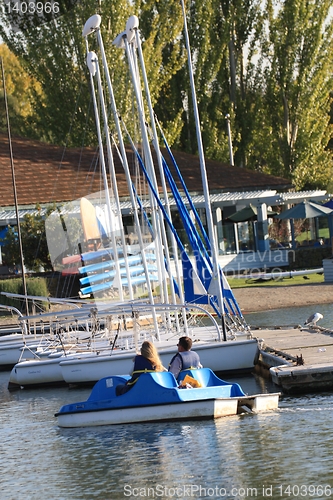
227, 272, 324, 289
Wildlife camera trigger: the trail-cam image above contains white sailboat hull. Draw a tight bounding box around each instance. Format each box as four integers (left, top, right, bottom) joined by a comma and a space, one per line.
8, 354, 78, 388
8, 338, 258, 389
0, 334, 49, 368
0, 343, 37, 366
60, 339, 258, 385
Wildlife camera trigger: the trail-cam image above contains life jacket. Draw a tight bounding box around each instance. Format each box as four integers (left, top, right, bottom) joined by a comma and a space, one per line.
126, 355, 156, 386
169, 350, 201, 372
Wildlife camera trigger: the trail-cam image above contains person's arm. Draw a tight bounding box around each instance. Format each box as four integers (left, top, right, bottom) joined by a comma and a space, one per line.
129, 357, 136, 376
168, 354, 182, 379
195, 352, 202, 368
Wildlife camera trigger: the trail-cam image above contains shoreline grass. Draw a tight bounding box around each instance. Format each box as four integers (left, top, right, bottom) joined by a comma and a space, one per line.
227, 272, 324, 289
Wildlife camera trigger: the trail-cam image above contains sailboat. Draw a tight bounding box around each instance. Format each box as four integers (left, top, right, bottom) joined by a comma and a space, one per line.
0, 59, 84, 370
8, 12, 259, 389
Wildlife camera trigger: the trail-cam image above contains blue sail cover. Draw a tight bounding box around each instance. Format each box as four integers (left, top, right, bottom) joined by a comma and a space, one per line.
181, 250, 209, 304
128, 145, 208, 303
160, 152, 243, 318
129, 142, 244, 319
157, 119, 211, 251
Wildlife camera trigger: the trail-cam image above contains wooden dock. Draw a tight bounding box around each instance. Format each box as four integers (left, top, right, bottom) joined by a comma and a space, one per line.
253, 325, 333, 394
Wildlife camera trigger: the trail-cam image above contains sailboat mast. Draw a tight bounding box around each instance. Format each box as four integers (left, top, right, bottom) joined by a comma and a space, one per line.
85, 51, 125, 302
132, 24, 187, 332
180, 0, 226, 340
82, 15, 161, 337
0, 57, 29, 317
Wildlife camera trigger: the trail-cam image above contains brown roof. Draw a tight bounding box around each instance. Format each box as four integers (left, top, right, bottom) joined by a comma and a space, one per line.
0, 133, 292, 207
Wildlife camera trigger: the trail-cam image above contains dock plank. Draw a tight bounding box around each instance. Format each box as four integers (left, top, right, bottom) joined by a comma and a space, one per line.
254, 326, 333, 393
255, 327, 333, 352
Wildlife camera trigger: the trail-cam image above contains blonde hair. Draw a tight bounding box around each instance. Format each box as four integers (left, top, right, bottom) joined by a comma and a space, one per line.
140, 341, 164, 372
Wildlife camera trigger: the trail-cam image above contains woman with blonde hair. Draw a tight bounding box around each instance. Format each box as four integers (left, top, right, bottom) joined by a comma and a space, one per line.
116, 341, 166, 395
140, 340, 165, 372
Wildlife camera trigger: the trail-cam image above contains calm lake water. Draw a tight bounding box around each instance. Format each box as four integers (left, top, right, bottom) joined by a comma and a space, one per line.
2, 305, 333, 500
244, 302, 333, 330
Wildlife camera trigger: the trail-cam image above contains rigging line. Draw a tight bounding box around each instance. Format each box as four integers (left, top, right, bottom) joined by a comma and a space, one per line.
180, 0, 226, 339
139, 120, 185, 322
96, 60, 118, 199
121, 121, 191, 257
155, 116, 244, 320
0, 57, 29, 317
147, 128, 212, 273
120, 120, 186, 242
84, 75, 122, 200
86, 51, 126, 302
111, 132, 181, 297
59, 273, 74, 300
83, 145, 101, 193
73, 95, 95, 199
85, 23, 160, 337
122, 120, 241, 324
155, 115, 211, 250
50, 87, 101, 201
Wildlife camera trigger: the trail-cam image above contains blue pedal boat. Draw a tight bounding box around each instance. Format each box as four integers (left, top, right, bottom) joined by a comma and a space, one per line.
55, 368, 279, 427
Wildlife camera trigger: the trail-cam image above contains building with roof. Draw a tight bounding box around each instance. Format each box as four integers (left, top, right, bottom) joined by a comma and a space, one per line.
0, 133, 329, 273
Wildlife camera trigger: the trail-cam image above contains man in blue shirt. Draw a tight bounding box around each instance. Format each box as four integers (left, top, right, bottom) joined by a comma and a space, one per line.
168, 336, 202, 380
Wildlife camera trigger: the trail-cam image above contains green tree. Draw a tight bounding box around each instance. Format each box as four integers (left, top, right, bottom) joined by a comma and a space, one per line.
0, 0, 185, 148
138, 0, 186, 146
0, 44, 43, 135
161, 0, 233, 159
0, 3, 95, 145
0, 0, 332, 192
226, 0, 267, 169
153, 0, 263, 164
252, 0, 333, 189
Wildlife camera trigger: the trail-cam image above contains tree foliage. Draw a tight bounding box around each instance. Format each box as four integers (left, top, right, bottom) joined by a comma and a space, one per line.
0, 0, 332, 190
0, 0, 185, 147
0, 44, 43, 135
0, 3, 95, 145
252, 0, 333, 189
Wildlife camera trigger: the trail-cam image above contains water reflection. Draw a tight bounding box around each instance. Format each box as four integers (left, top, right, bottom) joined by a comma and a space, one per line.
52, 402, 333, 499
